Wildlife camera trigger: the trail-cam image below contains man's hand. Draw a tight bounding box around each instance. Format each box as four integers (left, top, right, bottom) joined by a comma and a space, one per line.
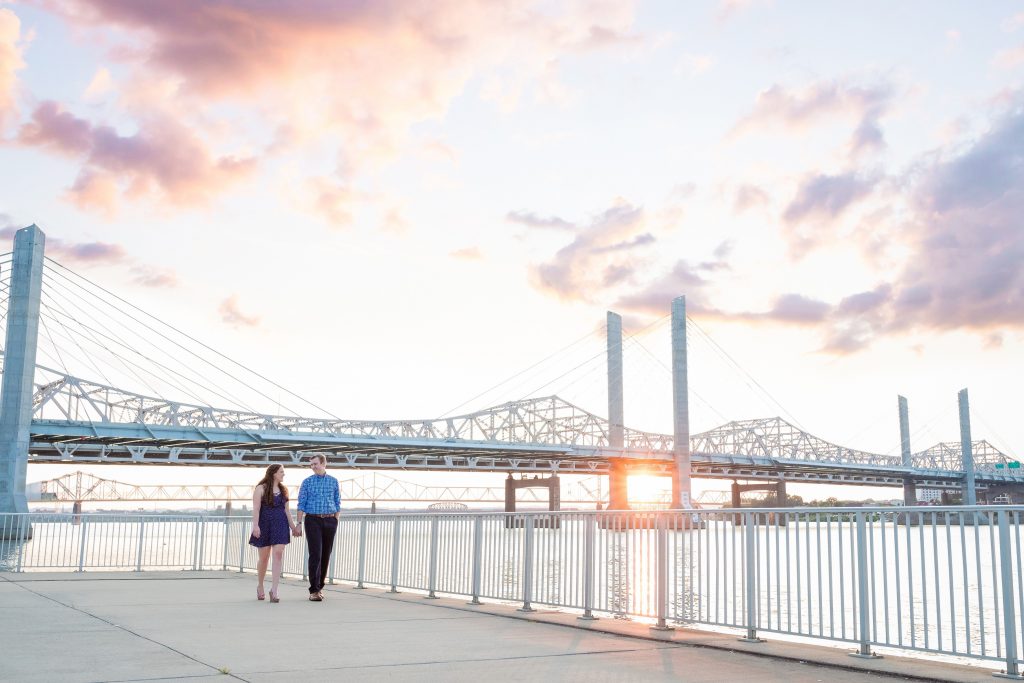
293, 527, 302, 537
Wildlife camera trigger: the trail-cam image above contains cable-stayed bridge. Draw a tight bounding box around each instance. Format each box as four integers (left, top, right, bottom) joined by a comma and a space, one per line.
2, 224, 1022, 522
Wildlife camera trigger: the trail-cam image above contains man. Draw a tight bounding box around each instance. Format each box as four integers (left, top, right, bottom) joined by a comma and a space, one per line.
296, 454, 341, 601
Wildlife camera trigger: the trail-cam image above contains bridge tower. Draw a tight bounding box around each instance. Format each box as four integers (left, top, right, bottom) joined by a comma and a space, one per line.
898, 395, 916, 505
0, 225, 45, 533
670, 296, 692, 508
606, 311, 629, 510
958, 388, 977, 506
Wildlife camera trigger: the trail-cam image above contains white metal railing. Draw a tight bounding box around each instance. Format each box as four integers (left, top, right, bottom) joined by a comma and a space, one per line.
2, 507, 1023, 676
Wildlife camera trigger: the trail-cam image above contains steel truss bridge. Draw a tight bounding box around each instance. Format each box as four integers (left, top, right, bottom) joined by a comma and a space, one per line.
29, 470, 605, 505
26, 371, 1023, 491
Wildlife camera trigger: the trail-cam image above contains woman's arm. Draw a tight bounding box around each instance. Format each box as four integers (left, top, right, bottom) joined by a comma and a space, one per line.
251, 485, 263, 538
285, 497, 301, 536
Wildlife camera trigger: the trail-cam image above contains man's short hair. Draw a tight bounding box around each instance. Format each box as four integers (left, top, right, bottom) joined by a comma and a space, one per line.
309, 454, 327, 466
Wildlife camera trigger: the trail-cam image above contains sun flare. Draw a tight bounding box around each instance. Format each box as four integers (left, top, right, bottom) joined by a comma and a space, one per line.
627, 474, 670, 505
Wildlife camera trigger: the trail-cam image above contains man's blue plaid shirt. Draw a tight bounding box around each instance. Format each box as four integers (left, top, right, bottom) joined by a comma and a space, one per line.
297, 473, 340, 514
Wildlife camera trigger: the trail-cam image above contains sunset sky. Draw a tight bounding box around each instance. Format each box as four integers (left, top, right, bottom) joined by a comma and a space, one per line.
2, 1, 1023, 502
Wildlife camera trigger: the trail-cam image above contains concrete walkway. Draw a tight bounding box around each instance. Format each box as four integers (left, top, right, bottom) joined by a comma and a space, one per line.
0, 571, 1001, 682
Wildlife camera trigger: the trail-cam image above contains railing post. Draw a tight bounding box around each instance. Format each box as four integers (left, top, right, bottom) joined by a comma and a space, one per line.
16, 515, 26, 571
427, 515, 440, 599
328, 528, 337, 585
196, 518, 207, 570
190, 518, 200, 570
77, 517, 88, 572
356, 517, 367, 589
996, 510, 1023, 679
302, 538, 309, 583
739, 512, 764, 642
467, 515, 484, 605
653, 512, 673, 630
136, 518, 146, 572
221, 514, 230, 571
851, 512, 880, 658
519, 515, 535, 612
237, 519, 246, 573
389, 516, 402, 593
579, 514, 597, 620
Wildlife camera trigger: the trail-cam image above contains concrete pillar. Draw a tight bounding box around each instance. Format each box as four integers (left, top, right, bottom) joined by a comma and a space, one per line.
731, 481, 741, 509
608, 458, 629, 510
505, 474, 515, 513
671, 296, 691, 508
0, 225, 45, 531
606, 311, 624, 451
547, 476, 560, 512
898, 395, 916, 506
775, 480, 788, 507
958, 388, 977, 506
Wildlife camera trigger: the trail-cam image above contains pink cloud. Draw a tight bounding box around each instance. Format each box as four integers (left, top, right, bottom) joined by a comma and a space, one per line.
732, 79, 894, 158
725, 98, 1024, 353
994, 44, 1024, 69
782, 172, 877, 224
34, 1, 640, 218
733, 183, 770, 212
17, 101, 257, 211
0, 223, 126, 265
615, 261, 714, 317
131, 266, 178, 288
450, 246, 483, 261
0, 8, 25, 129
219, 295, 260, 328
530, 200, 656, 302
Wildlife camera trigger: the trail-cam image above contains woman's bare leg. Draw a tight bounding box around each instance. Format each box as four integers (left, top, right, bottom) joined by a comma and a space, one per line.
271, 545, 285, 596
257, 546, 271, 594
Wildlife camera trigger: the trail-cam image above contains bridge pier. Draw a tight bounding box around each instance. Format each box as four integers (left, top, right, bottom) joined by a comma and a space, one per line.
607, 459, 629, 510
505, 474, 561, 513
0, 225, 45, 539
730, 480, 789, 524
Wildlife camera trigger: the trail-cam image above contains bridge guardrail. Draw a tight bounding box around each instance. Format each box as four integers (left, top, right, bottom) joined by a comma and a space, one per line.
2, 506, 1023, 677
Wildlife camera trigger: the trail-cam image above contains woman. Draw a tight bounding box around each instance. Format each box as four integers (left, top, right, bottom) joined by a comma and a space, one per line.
249, 464, 300, 602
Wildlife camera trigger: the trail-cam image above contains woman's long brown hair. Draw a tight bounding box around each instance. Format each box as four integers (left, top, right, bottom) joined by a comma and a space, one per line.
255, 464, 288, 507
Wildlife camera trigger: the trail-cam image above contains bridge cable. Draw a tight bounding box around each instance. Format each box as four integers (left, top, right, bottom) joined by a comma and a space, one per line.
42, 260, 305, 417
38, 271, 253, 410
40, 271, 265, 412
439, 325, 606, 417
519, 313, 672, 404
43, 257, 337, 419
685, 316, 807, 430
40, 268, 244, 406
38, 286, 120, 388
624, 335, 731, 426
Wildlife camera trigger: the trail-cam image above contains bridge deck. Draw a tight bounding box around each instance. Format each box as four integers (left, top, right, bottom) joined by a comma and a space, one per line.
0, 571, 995, 682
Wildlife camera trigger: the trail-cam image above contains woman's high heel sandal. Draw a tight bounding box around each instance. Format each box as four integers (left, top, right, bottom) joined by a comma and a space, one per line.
269, 590, 280, 603
256, 587, 265, 601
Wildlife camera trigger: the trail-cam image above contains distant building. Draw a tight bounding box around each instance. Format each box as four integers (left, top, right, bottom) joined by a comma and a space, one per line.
918, 488, 943, 503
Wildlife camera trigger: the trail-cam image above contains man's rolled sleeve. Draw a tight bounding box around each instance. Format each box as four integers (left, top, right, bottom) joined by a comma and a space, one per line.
297, 479, 309, 513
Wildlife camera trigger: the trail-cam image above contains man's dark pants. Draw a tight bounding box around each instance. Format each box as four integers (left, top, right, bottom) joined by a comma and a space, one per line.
304, 515, 338, 594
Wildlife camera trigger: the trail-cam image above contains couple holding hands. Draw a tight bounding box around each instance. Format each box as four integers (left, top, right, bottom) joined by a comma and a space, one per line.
248, 454, 340, 603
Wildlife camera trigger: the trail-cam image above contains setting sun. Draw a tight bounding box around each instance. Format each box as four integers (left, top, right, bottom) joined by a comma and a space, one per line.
627, 474, 671, 506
